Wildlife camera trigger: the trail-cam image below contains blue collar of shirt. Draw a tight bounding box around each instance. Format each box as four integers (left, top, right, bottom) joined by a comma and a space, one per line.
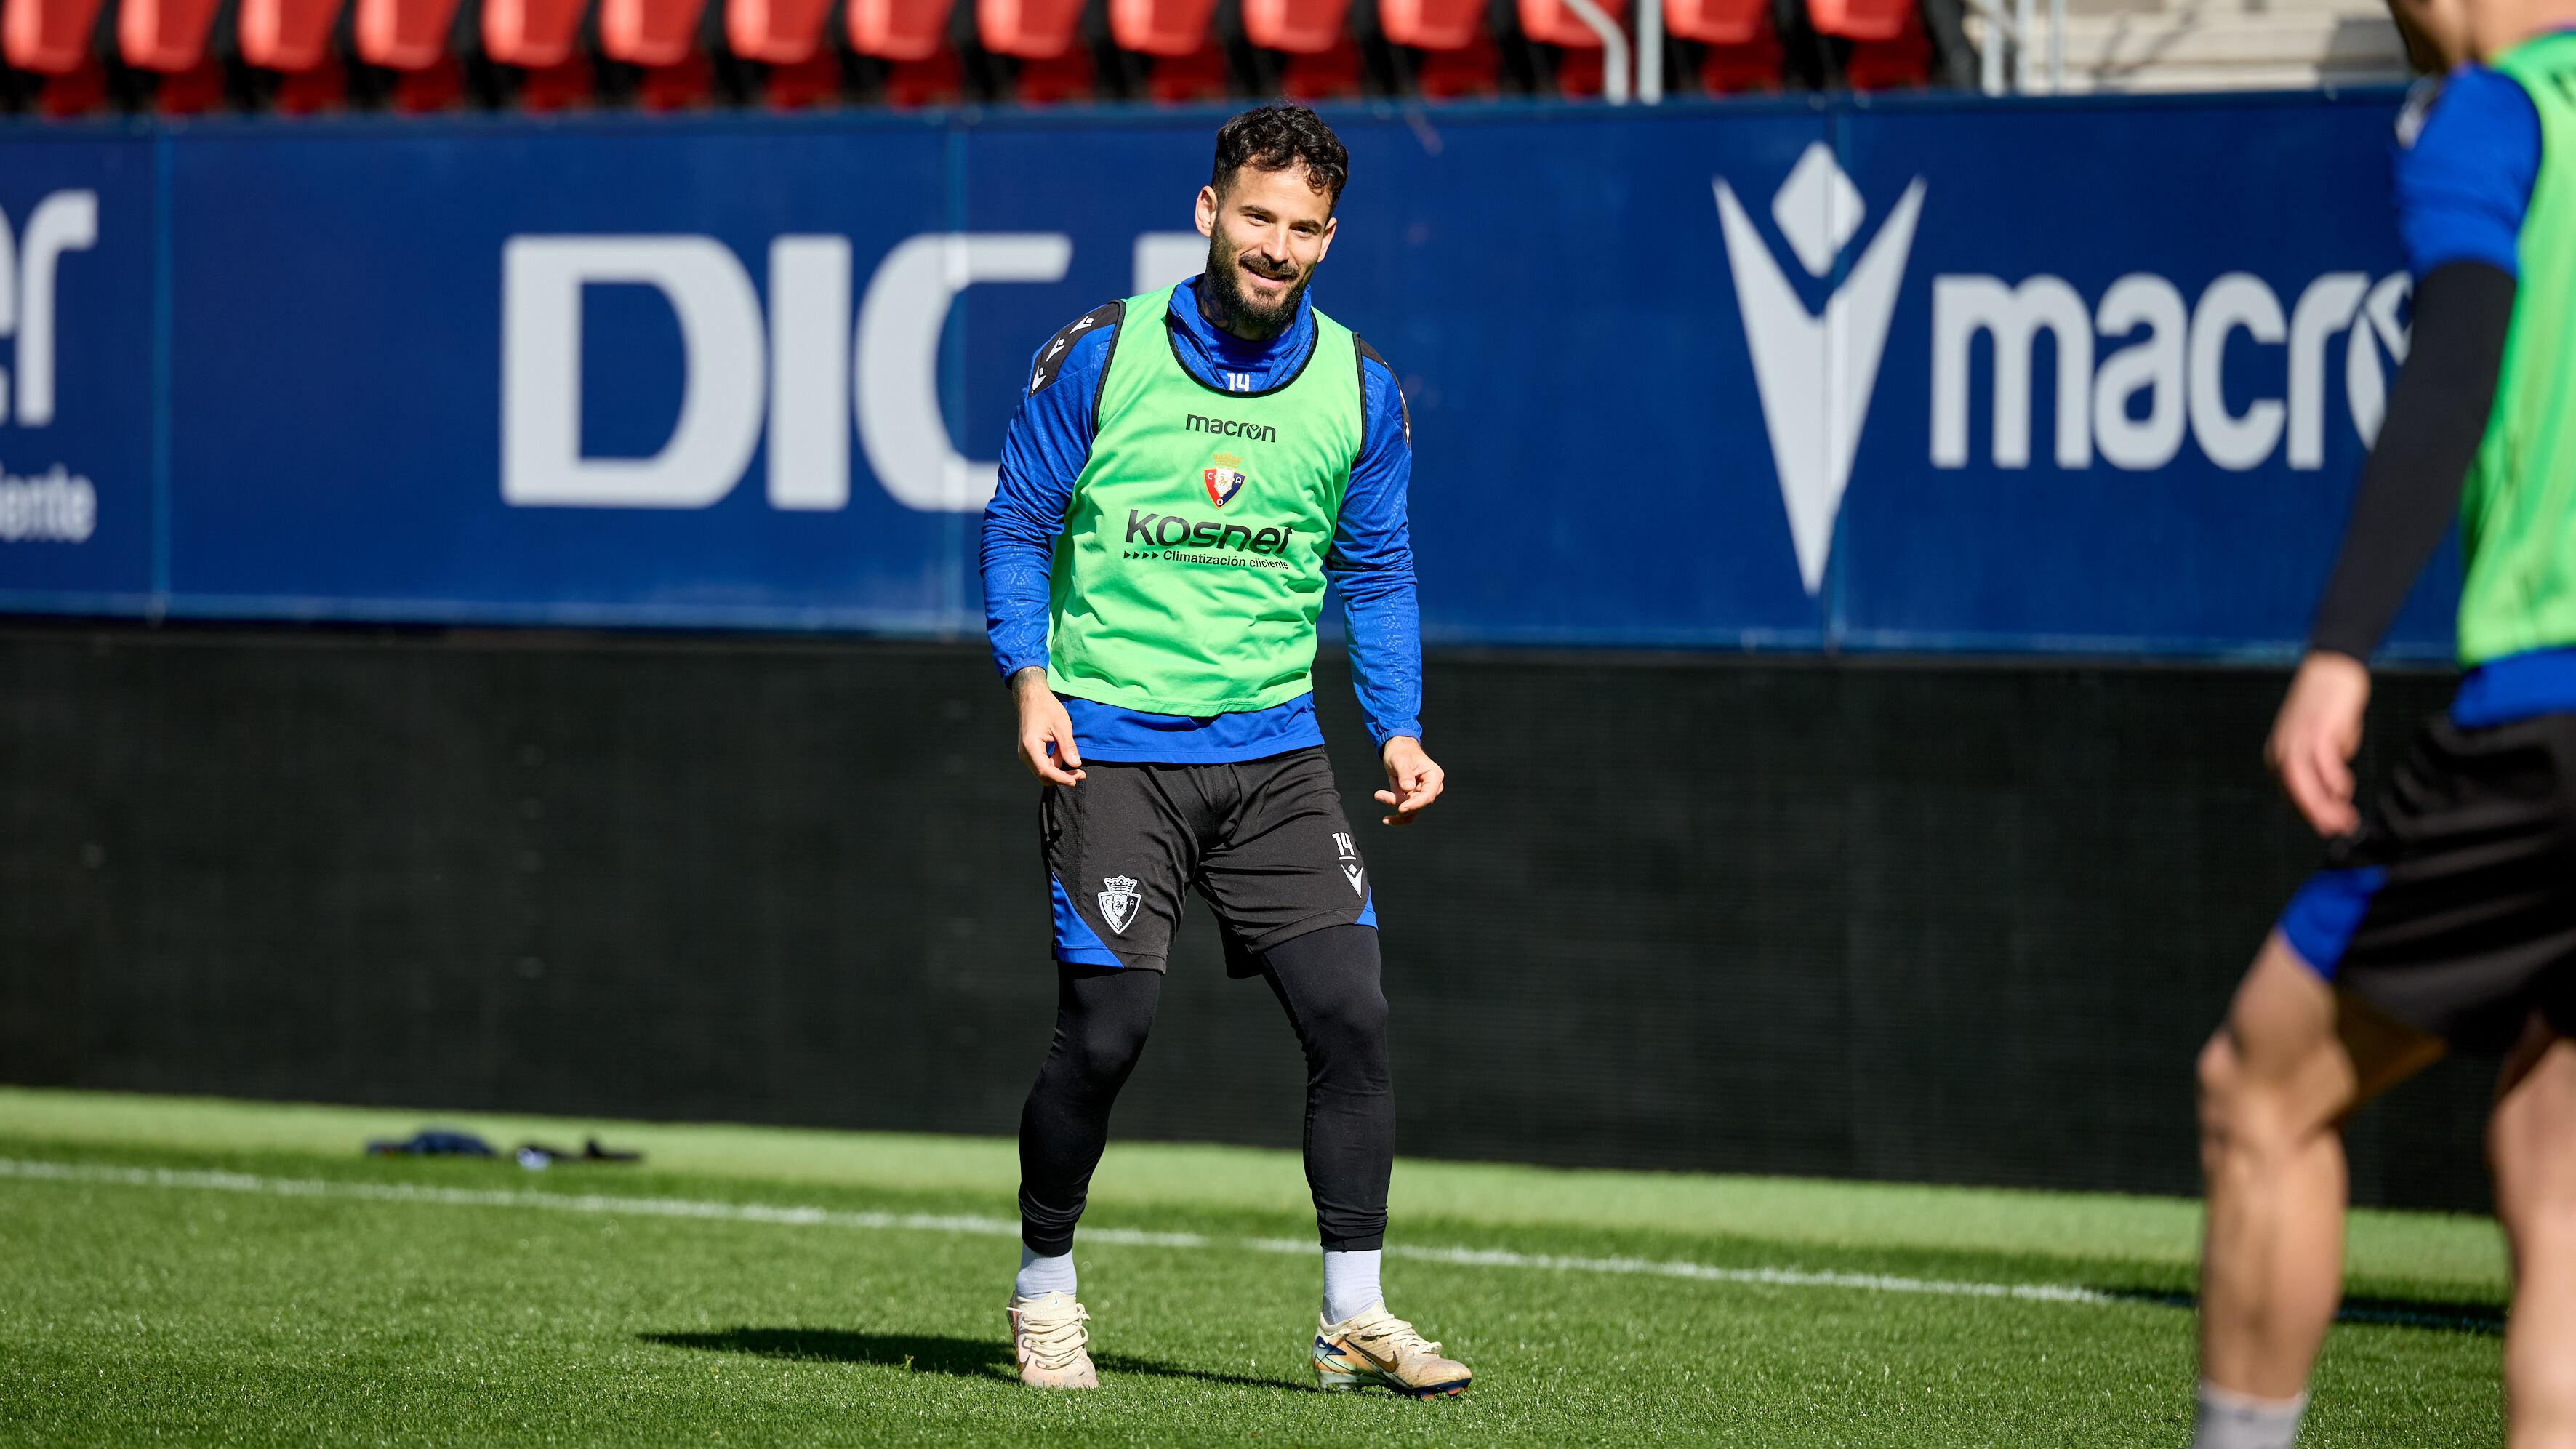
1164, 276, 1315, 392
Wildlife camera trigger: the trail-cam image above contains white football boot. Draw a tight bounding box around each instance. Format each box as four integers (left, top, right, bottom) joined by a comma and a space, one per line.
1006, 1291, 1099, 1389
1312, 1302, 1471, 1397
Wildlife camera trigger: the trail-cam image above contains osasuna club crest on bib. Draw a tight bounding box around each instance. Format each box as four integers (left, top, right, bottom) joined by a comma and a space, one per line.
1098, 875, 1141, 935
1203, 451, 1247, 509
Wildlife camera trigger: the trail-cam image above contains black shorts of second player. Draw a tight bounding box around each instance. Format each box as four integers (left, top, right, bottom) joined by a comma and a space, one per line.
1043, 746, 1377, 972
2278, 708, 2576, 1051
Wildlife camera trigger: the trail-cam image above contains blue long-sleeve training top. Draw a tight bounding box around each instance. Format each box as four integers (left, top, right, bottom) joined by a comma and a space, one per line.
979, 276, 1424, 763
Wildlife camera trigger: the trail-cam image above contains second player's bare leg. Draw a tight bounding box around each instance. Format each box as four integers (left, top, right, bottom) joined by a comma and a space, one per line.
2196, 933, 2443, 1402
2490, 1019, 2576, 1449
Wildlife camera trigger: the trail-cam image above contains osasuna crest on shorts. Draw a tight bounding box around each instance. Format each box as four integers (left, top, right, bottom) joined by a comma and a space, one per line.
1097, 876, 1141, 935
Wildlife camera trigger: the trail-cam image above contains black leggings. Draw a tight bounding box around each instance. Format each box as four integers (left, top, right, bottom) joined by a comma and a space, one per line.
1017, 924, 1393, 1255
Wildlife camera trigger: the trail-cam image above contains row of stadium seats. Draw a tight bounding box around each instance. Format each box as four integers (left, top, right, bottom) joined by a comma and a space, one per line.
0, 0, 1949, 113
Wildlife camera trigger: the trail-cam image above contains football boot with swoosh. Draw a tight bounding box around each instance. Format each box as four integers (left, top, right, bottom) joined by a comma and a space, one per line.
1312, 1303, 1471, 1397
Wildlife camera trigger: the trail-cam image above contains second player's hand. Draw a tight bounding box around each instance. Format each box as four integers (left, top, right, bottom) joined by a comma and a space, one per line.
2266, 650, 2370, 838
1011, 667, 1086, 787
1376, 736, 1444, 826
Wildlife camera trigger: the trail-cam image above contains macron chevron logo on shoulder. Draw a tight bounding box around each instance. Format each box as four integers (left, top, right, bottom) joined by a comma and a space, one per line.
1714, 143, 1925, 597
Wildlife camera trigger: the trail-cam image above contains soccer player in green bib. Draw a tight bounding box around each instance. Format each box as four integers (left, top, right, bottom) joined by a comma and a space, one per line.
979, 107, 1468, 1397
2190, 3, 2576, 1445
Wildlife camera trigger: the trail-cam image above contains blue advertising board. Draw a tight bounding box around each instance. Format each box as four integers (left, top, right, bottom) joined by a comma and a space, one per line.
0, 134, 156, 617
0, 93, 2449, 659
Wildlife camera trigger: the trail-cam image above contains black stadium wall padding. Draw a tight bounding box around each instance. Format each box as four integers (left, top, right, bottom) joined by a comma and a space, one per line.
0, 623, 2497, 1213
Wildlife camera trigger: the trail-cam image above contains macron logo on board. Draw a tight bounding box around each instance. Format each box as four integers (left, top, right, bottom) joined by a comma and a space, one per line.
1717, 145, 2412, 601
1716, 144, 1925, 598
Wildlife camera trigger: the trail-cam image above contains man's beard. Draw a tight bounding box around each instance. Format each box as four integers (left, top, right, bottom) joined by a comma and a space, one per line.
1201, 235, 1314, 341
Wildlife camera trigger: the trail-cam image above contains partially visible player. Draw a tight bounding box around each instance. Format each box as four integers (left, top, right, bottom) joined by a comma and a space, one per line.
2190, 3, 2576, 1446
979, 106, 1468, 1397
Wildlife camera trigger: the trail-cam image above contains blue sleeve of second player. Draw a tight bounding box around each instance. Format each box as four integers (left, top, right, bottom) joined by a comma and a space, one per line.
2394, 66, 2541, 279
979, 320, 1115, 680
1329, 354, 1424, 747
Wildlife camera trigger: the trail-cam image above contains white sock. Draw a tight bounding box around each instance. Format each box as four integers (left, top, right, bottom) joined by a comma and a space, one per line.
1014, 1247, 1075, 1301
2191, 1381, 2308, 1449
1322, 1248, 1382, 1325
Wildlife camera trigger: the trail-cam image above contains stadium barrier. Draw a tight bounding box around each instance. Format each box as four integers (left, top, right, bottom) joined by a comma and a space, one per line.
0, 89, 2441, 655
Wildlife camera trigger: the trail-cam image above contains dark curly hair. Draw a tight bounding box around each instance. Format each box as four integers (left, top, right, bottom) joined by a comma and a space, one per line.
1210, 105, 1350, 210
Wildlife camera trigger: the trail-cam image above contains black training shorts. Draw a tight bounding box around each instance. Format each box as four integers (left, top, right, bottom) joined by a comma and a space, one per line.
2279, 710, 2576, 1051
1041, 746, 1376, 974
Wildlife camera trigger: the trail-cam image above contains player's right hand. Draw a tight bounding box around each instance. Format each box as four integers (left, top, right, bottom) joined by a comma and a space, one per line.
1012, 667, 1086, 787
2266, 650, 2370, 838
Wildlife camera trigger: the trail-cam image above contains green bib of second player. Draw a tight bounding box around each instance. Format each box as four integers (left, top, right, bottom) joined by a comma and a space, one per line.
1047, 284, 1366, 717
2458, 32, 2576, 665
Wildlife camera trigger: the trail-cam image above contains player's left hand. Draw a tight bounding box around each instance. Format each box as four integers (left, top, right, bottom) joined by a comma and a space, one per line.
1376, 737, 1445, 827
2267, 649, 2370, 838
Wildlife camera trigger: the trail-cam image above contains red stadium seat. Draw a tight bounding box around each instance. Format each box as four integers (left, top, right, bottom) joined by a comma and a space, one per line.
516, 55, 593, 104
1381, 0, 1491, 95
1664, 0, 1760, 44
1409, 28, 1493, 93
1809, 0, 1904, 41
484, 0, 585, 66
847, 0, 949, 58
239, 0, 345, 70
1376, 0, 1476, 49
600, 0, 705, 63
879, 49, 960, 100
635, 55, 713, 105
1841, 0, 1925, 84
34, 56, 105, 109
155, 55, 225, 106
1279, 36, 1359, 96
355, 0, 464, 68
1110, 0, 1213, 55
1517, 0, 1613, 49
764, 49, 840, 103
1691, 0, 1778, 90
5, 0, 108, 71
1697, 35, 1778, 88
392, 55, 465, 105
1012, 46, 1088, 100
728, 0, 832, 63
1552, 44, 1602, 93
239, 0, 347, 109
1144, 39, 1224, 99
1241, 0, 1344, 52
978, 0, 1080, 56
270, 58, 347, 108
119, 0, 222, 71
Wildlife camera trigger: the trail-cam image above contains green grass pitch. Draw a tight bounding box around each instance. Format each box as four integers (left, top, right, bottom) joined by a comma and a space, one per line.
0, 1088, 2512, 1445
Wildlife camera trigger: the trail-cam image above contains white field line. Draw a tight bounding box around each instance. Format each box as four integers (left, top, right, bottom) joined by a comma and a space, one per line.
0, 1157, 2115, 1309
1245, 1237, 2114, 1304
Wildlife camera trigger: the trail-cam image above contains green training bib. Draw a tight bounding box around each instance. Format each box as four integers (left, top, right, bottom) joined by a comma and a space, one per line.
1046, 285, 1367, 716
2457, 32, 2576, 664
